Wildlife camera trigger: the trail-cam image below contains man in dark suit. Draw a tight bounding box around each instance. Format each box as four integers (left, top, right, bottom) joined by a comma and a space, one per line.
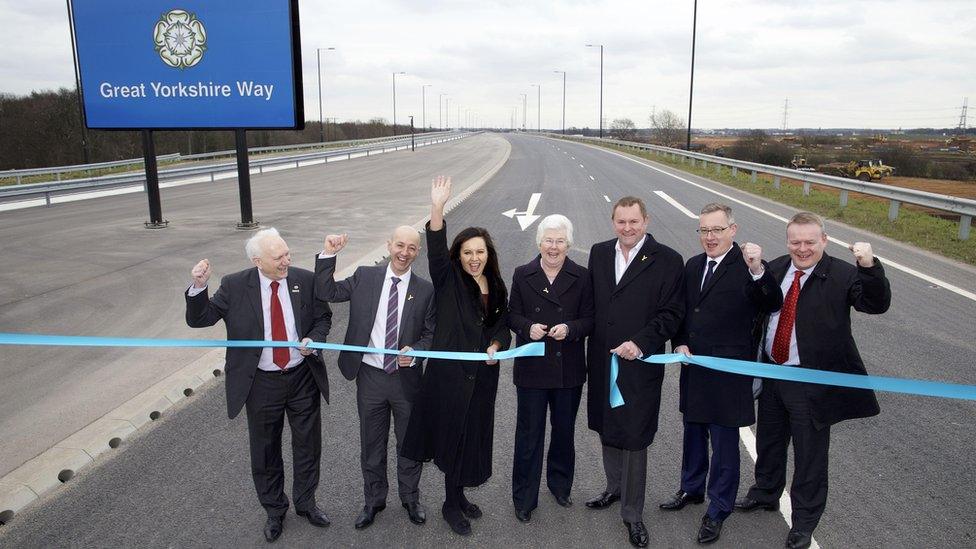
735, 212, 891, 549
585, 196, 685, 548
315, 226, 435, 530
659, 203, 782, 545
185, 228, 333, 543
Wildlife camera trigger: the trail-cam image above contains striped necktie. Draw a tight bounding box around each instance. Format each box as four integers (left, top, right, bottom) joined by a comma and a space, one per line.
383, 276, 401, 373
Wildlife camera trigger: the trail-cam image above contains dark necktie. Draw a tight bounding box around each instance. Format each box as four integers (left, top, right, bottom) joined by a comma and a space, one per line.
269, 280, 289, 369
771, 271, 804, 364
384, 276, 401, 373
701, 260, 717, 291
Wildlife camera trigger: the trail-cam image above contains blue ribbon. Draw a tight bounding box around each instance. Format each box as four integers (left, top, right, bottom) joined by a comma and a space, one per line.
0, 332, 544, 362
608, 352, 976, 408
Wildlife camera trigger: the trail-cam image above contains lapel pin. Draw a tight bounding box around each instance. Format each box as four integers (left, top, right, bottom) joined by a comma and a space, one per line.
291, 284, 300, 293
543, 287, 549, 293
641, 255, 647, 261
407, 294, 414, 300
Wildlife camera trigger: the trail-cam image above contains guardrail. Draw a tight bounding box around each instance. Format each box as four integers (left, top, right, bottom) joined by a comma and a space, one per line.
0, 154, 181, 185
550, 134, 976, 240
0, 132, 470, 207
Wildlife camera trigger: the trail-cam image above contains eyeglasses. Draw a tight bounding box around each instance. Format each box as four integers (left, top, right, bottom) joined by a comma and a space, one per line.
541, 238, 568, 246
696, 226, 729, 236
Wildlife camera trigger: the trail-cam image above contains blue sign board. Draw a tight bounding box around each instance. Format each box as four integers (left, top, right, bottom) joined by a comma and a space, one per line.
69, 0, 304, 129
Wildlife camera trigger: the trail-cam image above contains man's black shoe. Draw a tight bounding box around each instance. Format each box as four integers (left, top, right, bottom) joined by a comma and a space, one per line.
296, 506, 330, 528
553, 494, 573, 507
585, 491, 620, 509
354, 504, 385, 529
785, 530, 812, 549
402, 501, 427, 525
459, 499, 482, 519
442, 504, 472, 536
696, 515, 723, 544
263, 515, 284, 543
515, 508, 532, 522
734, 496, 779, 512
624, 521, 649, 548
659, 490, 705, 510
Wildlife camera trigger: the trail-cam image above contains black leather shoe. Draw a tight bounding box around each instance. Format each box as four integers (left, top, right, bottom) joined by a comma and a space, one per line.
442, 504, 472, 536
459, 499, 482, 519
296, 505, 330, 528
585, 491, 620, 509
696, 515, 723, 544
624, 521, 649, 548
263, 515, 284, 543
515, 508, 532, 522
785, 530, 812, 549
659, 490, 705, 510
734, 496, 779, 512
402, 501, 427, 525
553, 494, 573, 507
354, 504, 385, 529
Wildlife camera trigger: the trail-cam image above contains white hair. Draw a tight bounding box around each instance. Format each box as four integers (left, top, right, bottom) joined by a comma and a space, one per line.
245, 227, 281, 260
535, 214, 574, 247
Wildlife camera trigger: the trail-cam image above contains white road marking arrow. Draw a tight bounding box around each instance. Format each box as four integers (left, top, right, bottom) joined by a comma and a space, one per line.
502, 192, 542, 230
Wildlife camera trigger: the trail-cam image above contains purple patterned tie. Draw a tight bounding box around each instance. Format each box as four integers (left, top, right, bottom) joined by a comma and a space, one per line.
384, 276, 401, 373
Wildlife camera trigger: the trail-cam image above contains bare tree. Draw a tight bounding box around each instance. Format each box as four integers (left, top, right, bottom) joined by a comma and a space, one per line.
649, 109, 685, 148
609, 118, 637, 141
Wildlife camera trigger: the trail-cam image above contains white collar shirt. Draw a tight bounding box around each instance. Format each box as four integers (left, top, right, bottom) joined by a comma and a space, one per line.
257, 269, 303, 371
764, 262, 815, 366
614, 234, 647, 284
363, 265, 412, 369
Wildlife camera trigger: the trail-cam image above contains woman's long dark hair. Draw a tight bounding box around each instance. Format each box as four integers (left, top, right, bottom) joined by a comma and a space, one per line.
449, 227, 507, 326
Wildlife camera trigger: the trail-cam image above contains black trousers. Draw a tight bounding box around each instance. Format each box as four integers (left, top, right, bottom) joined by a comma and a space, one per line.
746, 378, 831, 533
244, 360, 322, 518
680, 420, 740, 521
512, 385, 582, 512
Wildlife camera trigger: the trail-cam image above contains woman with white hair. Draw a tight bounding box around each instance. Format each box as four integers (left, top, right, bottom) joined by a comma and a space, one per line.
506, 214, 594, 523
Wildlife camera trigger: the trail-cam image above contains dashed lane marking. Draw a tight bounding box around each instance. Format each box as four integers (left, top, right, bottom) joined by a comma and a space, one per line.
653, 190, 697, 219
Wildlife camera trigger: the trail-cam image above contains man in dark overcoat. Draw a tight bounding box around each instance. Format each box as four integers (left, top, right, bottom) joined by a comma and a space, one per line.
584, 196, 684, 548
735, 211, 891, 549
659, 203, 782, 545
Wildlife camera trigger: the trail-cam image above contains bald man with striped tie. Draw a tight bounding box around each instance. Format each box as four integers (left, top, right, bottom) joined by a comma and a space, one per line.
315, 227, 436, 530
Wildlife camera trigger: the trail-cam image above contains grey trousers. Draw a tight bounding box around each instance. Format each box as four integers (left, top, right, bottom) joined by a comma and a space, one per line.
602, 444, 648, 523
357, 364, 422, 506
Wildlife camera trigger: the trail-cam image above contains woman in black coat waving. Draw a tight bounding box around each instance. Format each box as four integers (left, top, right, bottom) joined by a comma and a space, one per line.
401, 175, 511, 536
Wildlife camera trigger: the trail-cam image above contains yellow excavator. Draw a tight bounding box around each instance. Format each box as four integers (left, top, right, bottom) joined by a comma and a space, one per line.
817, 159, 895, 181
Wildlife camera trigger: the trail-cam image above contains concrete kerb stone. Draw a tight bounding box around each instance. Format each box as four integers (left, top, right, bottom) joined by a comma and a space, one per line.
0, 133, 512, 527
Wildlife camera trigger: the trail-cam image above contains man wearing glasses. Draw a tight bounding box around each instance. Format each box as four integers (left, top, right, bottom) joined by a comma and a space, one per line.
660, 203, 782, 545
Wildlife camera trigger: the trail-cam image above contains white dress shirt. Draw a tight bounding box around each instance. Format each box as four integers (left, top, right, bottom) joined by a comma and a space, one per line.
363, 265, 412, 370
614, 235, 647, 284
700, 247, 764, 289
764, 262, 815, 366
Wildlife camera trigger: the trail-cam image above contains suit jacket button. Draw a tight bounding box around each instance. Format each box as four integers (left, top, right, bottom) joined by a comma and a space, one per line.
556, 351, 562, 357
466, 374, 475, 380
694, 307, 700, 313
557, 307, 563, 312
534, 307, 541, 312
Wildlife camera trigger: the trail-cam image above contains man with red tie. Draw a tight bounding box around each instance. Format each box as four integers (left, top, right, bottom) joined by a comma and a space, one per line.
735, 212, 891, 549
186, 228, 333, 543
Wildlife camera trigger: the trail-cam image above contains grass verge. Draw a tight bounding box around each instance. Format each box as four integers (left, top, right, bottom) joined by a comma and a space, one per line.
567, 139, 976, 266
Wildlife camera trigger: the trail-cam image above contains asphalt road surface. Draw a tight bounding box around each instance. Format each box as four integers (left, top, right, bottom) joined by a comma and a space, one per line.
1, 134, 974, 548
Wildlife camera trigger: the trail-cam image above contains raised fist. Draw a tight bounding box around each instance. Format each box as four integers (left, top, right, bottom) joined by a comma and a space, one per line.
849, 242, 874, 267
741, 242, 763, 275
191, 259, 211, 288
323, 234, 348, 255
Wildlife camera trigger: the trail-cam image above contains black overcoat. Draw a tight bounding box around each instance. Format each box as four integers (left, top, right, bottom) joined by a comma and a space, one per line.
507, 256, 594, 389
586, 235, 684, 451
762, 252, 890, 426
401, 223, 512, 486
673, 244, 783, 427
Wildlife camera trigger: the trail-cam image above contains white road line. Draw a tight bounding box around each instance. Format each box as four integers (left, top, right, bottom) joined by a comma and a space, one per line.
653, 190, 698, 219
591, 145, 976, 303
739, 427, 822, 549
571, 156, 576, 159
579, 163, 585, 169
603, 195, 611, 203
589, 175, 596, 181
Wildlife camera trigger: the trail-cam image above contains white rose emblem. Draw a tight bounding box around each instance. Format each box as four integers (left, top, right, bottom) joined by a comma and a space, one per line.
153, 9, 207, 69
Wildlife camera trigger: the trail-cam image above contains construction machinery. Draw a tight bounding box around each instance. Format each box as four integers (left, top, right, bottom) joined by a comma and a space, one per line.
790, 155, 817, 172
817, 159, 895, 181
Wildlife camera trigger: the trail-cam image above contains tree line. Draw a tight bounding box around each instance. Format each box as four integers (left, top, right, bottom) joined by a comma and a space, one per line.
0, 88, 430, 171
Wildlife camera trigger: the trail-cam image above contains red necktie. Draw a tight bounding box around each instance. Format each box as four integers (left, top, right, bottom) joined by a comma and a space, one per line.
771, 271, 804, 364
270, 280, 289, 369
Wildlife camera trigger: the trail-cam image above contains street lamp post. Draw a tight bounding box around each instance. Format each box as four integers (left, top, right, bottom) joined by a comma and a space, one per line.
554, 71, 566, 134
316, 47, 335, 142
392, 71, 405, 135
421, 85, 432, 130
687, 0, 698, 150
586, 44, 604, 138
439, 94, 447, 130
531, 84, 541, 131
520, 93, 527, 131
445, 98, 452, 129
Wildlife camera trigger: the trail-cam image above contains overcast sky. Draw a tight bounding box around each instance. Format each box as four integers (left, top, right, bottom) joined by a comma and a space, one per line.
2, 0, 974, 130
